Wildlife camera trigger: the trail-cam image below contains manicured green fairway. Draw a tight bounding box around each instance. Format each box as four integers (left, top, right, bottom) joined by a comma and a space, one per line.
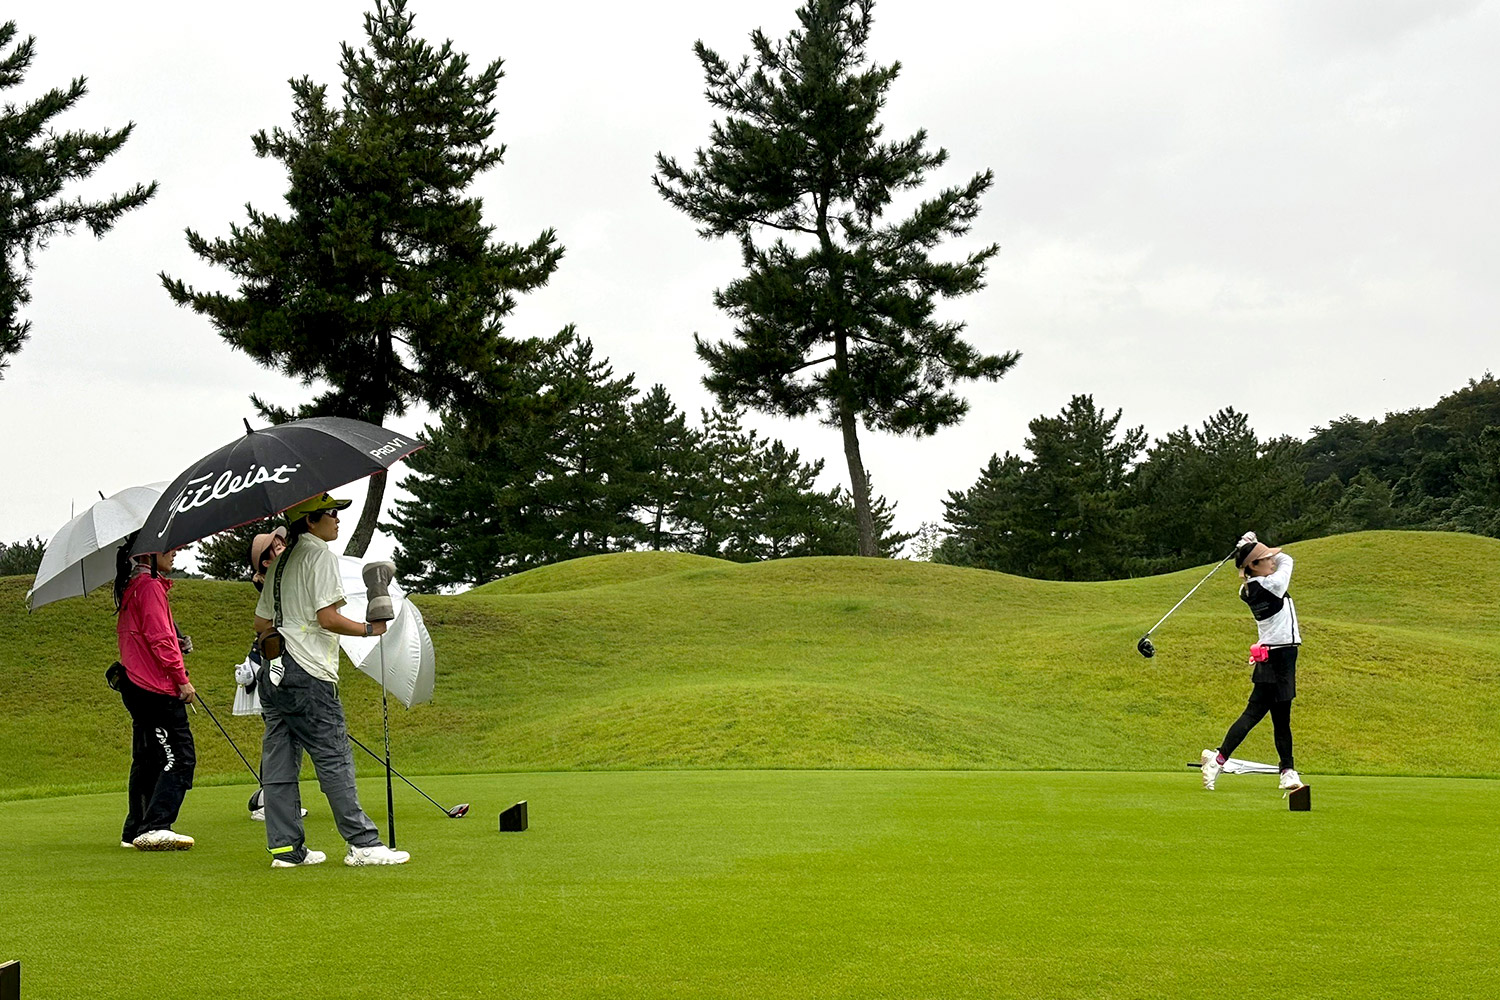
5, 770, 1497, 999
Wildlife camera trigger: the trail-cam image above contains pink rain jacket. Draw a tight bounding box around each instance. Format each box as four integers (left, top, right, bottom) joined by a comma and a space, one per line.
117, 575, 189, 696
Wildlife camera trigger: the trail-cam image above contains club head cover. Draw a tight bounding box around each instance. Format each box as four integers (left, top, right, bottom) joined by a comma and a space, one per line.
362, 560, 398, 622
1137, 636, 1155, 658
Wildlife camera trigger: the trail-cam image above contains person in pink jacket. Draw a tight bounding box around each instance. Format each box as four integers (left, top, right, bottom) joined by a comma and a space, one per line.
111, 539, 197, 851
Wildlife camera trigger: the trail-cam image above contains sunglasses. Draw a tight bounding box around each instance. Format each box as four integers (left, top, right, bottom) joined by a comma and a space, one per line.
310, 508, 340, 522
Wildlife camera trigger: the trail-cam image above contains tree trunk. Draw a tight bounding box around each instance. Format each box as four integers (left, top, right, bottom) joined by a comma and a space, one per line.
838, 403, 877, 557
345, 469, 386, 559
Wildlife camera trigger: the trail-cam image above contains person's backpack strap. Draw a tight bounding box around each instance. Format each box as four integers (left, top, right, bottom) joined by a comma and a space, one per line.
253, 548, 292, 663
273, 545, 289, 629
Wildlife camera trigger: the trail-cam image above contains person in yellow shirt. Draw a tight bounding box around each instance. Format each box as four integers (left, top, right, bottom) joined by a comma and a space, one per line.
252, 493, 409, 868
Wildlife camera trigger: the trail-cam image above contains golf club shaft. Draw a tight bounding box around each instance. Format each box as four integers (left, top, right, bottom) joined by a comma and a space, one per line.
1142, 548, 1237, 638
380, 636, 394, 849
347, 732, 456, 816
194, 693, 261, 785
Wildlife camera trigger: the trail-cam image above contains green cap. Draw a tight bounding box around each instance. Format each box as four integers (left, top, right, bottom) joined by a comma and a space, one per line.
283, 492, 353, 523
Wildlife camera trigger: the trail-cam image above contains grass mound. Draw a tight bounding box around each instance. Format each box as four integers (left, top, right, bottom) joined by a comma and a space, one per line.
2, 531, 1497, 797
469, 550, 729, 595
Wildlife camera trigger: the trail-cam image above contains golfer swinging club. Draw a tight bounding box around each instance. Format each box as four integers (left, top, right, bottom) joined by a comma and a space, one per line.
1201, 532, 1304, 792
252, 493, 409, 867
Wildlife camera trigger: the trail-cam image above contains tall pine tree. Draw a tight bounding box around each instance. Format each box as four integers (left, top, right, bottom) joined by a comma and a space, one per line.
655, 0, 1017, 556
0, 20, 156, 376
162, 0, 560, 556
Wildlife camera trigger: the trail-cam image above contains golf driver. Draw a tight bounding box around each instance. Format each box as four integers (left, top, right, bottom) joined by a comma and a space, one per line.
348, 732, 470, 819
1136, 546, 1238, 658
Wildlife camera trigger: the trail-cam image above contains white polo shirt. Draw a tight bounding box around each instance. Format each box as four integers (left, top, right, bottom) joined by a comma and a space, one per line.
255, 533, 346, 682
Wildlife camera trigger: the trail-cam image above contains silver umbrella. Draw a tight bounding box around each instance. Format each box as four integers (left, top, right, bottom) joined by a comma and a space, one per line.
27, 482, 169, 611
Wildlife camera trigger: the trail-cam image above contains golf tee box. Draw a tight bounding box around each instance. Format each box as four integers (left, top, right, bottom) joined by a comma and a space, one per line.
1288, 785, 1311, 811
500, 801, 528, 832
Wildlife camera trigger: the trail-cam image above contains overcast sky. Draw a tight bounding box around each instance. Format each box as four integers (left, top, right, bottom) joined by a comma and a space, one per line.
4, 0, 1497, 567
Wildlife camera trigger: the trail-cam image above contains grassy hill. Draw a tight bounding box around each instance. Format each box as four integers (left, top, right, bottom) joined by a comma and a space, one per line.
2, 530, 1497, 799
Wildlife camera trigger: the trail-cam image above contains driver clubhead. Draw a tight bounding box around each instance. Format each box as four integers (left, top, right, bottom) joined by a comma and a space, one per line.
447, 803, 470, 819
1137, 636, 1156, 658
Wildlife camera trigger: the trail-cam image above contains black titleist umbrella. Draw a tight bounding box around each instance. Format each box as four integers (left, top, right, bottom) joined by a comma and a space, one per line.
131, 417, 424, 555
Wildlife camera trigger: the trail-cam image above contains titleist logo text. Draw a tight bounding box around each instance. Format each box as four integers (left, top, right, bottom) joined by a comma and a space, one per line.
157, 463, 301, 538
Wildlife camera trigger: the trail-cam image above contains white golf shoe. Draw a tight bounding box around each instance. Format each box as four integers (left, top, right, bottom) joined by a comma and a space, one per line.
1278, 769, 1303, 790
250, 807, 306, 821
1200, 749, 1222, 791
271, 848, 327, 868
132, 829, 195, 851
345, 844, 410, 866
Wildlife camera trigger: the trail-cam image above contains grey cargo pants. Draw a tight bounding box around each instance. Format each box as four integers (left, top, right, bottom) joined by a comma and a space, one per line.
259, 651, 381, 858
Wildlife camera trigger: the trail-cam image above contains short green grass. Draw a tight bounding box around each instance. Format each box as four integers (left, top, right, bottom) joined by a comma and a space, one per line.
4, 771, 1498, 1000
6, 532, 1499, 998
3, 531, 1498, 800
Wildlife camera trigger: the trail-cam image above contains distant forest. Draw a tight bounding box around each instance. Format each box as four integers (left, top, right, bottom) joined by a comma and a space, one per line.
939, 373, 1500, 580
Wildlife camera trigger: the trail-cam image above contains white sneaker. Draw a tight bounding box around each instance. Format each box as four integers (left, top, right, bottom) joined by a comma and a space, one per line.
1279, 769, 1303, 790
1200, 749, 1222, 791
249, 807, 306, 821
345, 844, 410, 866
120, 840, 134, 848
271, 848, 327, 868
133, 829, 195, 851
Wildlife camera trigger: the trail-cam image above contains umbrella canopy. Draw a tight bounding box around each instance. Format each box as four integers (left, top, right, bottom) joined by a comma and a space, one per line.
231, 558, 435, 714
27, 482, 169, 611
1183, 757, 1279, 775
336, 557, 435, 709
131, 417, 423, 555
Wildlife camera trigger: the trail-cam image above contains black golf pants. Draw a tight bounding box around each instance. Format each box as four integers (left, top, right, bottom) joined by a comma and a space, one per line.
119, 677, 196, 840
1218, 683, 1293, 771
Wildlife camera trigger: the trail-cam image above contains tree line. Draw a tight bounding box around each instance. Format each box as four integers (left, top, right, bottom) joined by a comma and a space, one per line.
937, 374, 1500, 580
386, 330, 908, 589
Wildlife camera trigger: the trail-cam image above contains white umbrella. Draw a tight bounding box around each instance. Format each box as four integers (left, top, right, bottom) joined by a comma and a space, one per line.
336, 557, 435, 708
27, 482, 170, 611
1184, 756, 1279, 775
230, 558, 434, 715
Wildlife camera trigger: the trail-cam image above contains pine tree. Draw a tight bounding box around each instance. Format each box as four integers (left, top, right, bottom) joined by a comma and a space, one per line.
676, 407, 762, 558
389, 329, 645, 587
747, 439, 840, 559
0, 21, 156, 377
825, 481, 912, 557
1129, 408, 1308, 571
197, 518, 281, 581
530, 329, 645, 559
630, 385, 697, 551
161, 0, 560, 556
941, 397, 1142, 580
0, 536, 44, 576
655, 0, 1017, 556
939, 452, 1027, 571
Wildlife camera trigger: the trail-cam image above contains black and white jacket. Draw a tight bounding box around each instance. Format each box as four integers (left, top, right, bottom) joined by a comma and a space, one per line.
1240, 553, 1300, 647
